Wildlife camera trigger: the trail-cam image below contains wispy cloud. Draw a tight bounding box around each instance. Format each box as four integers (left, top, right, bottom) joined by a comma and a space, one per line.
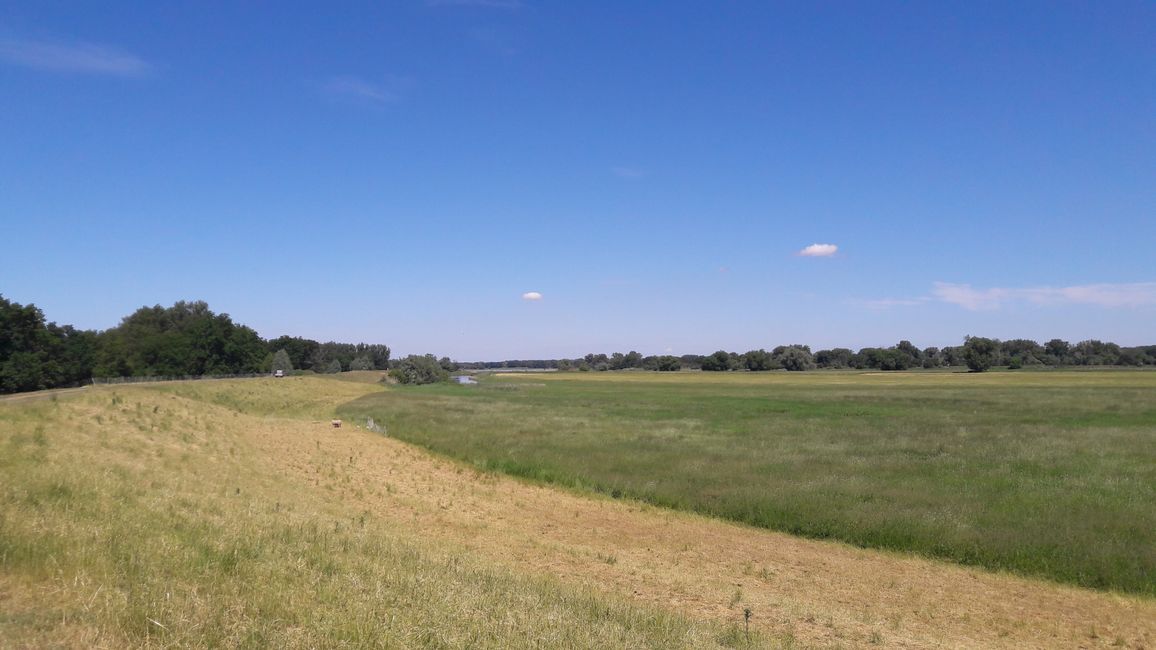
612, 166, 645, 179
798, 243, 838, 257
427, 0, 523, 8
933, 281, 1156, 311
322, 75, 402, 105
466, 26, 518, 55
599, 277, 637, 288
856, 281, 1156, 311
521, 291, 543, 301
0, 37, 151, 76
853, 297, 930, 310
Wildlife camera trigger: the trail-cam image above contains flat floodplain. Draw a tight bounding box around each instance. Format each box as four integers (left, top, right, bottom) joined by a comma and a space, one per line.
340, 369, 1156, 595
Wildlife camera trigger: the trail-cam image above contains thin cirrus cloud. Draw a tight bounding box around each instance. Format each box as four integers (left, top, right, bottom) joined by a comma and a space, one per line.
521, 291, 543, 301
798, 243, 838, 257
612, 166, 646, 179
0, 37, 151, 76
933, 281, 1156, 311
321, 75, 405, 105
857, 297, 930, 310
427, 0, 523, 8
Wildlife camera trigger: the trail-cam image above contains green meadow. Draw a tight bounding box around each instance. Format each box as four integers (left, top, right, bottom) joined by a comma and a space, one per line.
340, 370, 1156, 595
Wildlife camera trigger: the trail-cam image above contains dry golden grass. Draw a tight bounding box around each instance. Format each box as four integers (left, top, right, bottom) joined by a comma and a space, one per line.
1, 379, 753, 648
3, 376, 1153, 648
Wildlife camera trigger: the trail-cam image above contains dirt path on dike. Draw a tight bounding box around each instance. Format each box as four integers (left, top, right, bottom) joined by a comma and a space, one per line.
251, 418, 1154, 649
0, 386, 90, 403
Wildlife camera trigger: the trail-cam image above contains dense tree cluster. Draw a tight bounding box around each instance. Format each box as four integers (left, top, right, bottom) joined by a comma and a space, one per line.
94, 301, 268, 377
0, 295, 390, 394
265, 336, 391, 374
0, 296, 97, 393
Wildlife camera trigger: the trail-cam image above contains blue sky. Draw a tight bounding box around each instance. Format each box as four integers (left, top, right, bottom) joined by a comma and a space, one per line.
2, 1, 1153, 359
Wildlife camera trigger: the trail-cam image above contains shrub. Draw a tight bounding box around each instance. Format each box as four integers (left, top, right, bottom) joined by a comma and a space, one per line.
392, 355, 450, 385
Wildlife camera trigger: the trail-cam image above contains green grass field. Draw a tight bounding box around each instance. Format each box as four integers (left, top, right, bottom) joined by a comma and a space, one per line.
339, 370, 1156, 596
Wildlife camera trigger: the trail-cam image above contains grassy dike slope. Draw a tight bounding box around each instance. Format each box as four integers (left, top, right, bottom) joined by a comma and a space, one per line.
0, 377, 752, 649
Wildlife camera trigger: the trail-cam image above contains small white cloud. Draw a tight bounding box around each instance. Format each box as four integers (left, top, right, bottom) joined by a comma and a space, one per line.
0, 37, 151, 76
798, 243, 838, 257
521, 291, 543, 301
933, 281, 1156, 311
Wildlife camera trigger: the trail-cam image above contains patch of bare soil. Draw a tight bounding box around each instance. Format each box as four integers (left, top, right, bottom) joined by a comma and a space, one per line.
252, 418, 1156, 649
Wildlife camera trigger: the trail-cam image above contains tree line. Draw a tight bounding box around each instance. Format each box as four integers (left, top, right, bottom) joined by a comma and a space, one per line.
460, 337, 1156, 374
0, 295, 390, 394
5, 292, 1154, 394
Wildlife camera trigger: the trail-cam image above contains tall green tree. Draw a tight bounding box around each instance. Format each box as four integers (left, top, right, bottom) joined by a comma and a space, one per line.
963, 336, 999, 372
0, 295, 96, 393
271, 349, 294, 373
701, 350, 735, 371
814, 348, 853, 368
1043, 339, 1072, 365
773, 345, 815, 371
742, 349, 776, 371
895, 340, 922, 366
